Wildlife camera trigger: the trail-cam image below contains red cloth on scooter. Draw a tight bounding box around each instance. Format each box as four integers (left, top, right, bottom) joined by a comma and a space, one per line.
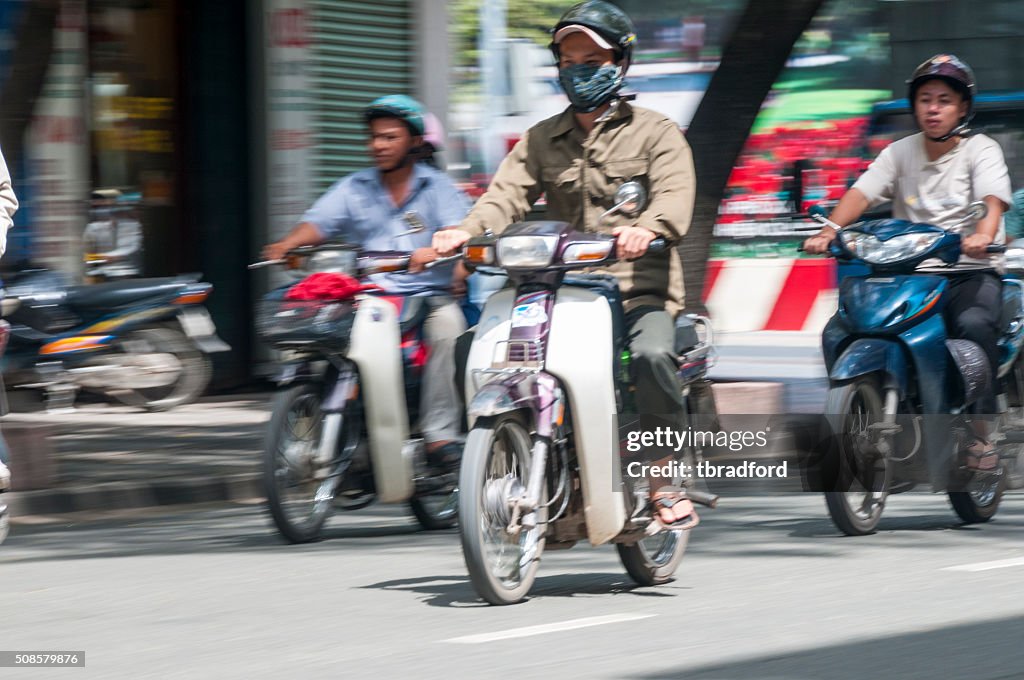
284, 273, 380, 301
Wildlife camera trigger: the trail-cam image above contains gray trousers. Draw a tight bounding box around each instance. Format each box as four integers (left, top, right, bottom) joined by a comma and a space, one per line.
419, 299, 467, 444
626, 306, 686, 460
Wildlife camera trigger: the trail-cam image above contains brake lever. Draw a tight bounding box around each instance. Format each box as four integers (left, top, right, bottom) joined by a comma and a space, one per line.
248, 259, 285, 270
424, 254, 463, 270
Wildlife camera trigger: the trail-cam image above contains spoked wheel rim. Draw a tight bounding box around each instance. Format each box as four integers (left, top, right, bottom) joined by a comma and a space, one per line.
637, 528, 688, 567
272, 392, 341, 529
840, 384, 888, 521
967, 473, 1001, 508
479, 420, 541, 589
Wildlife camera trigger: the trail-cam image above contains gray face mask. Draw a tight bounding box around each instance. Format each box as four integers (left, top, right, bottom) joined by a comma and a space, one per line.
557, 63, 624, 113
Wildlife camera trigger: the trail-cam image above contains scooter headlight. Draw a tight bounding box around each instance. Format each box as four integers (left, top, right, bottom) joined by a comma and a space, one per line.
305, 249, 358, 275
496, 235, 558, 268
840, 230, 942, 265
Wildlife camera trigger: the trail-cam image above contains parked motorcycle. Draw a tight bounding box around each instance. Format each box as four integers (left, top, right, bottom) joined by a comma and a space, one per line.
251, 233, 460, 543
810, 203, 1017, 535
1, 269, 228, 411
456, 182, 720, 605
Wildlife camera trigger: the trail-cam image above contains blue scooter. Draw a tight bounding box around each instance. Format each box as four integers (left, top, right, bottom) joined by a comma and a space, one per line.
812, 202, 1020, 535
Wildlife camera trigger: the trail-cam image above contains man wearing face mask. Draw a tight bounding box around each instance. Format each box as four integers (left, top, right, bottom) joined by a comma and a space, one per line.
434, 1, 698, 529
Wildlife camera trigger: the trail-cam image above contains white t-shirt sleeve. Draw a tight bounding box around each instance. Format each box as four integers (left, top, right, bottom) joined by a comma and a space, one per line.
851, 142, 897, 207
970, 136, 1013, 210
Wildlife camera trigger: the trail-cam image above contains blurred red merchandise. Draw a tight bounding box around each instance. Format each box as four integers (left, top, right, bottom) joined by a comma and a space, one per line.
285, 273, 381, 301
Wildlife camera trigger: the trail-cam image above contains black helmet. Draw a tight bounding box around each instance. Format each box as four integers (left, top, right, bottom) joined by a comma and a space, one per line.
549, 1, 637, 69
906, 54, 976, 138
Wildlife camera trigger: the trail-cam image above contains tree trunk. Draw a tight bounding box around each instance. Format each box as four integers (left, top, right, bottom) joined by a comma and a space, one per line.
0, 0, 61, 178
682, 0, 826, 314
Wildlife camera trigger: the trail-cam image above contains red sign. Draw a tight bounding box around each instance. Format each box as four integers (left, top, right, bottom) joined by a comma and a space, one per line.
270, 8, 309, 48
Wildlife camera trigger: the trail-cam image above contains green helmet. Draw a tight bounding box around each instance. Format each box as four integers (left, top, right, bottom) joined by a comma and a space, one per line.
364, 94, 426, 137
549, 1, 637, 68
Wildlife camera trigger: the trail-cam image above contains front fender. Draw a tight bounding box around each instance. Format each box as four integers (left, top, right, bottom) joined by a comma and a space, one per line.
468, 372, 539, 422
831, 338, 909, 397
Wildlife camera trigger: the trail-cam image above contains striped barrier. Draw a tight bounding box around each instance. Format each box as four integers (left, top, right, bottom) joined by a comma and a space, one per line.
703, 258, 838, 333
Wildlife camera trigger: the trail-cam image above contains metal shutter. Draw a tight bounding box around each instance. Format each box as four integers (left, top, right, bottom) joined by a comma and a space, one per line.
309, 0, 412, 195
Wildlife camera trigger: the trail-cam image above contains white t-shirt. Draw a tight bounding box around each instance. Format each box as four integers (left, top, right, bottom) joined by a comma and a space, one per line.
852, 132, 1013, 271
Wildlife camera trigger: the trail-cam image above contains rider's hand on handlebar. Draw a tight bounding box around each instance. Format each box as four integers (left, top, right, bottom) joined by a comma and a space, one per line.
408, 247, 439, 273
612, 226, 657, 260
802, 231, 836, 255
262, 241, 291, 262
962, 232, 995, 259
433, 228, 473, 256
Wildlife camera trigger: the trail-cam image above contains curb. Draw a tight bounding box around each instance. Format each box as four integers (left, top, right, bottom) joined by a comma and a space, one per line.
5, 472, 262, 517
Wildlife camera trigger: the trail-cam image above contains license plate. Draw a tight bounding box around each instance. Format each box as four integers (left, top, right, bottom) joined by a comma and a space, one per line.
179, 309, 216, 337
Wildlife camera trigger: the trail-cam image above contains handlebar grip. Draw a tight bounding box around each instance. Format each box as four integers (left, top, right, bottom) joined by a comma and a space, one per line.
986, 244, 1007, 253
648, 238, 667, 253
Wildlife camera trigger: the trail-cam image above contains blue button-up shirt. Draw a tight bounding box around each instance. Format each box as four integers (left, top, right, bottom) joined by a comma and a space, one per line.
301, 163, 471, 295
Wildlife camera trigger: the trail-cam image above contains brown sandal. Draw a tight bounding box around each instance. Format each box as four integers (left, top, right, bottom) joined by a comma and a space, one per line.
647, 486, 700, 534
963, 440, 999, 471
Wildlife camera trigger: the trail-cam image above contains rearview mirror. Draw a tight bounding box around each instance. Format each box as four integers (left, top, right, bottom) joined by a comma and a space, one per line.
601, 181, 648, 221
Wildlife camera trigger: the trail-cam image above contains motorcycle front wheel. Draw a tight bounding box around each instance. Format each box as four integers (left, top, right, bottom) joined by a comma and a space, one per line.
459, 414, 546, 605
823, 377, 890, 536
263, 382, 352, 543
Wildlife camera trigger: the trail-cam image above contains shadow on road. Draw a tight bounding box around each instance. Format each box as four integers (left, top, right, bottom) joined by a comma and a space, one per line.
361, 571, 683, 608
0, 503, 449, 564
639, 613, 1024, 680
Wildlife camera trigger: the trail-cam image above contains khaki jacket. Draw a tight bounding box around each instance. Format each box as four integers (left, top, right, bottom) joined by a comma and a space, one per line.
0, 147, 17, 258
461, 100, 695, 315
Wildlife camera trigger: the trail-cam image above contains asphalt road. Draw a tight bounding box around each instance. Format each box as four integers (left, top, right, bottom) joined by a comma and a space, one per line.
2, 492, 1023, 679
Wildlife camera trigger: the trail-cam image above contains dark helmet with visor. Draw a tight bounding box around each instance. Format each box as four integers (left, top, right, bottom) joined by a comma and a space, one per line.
549, 0, 638, 70
906, 54, 976, 141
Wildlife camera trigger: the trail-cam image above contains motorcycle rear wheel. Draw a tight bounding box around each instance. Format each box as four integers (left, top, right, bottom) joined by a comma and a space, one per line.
823, 377, 890, 536
948, 469, 1005, 524
264, 382, 348, 543
617, 528, 689, 587
459, 414, 545, 605
409, 476, 459, 531
111, 325, 212, 412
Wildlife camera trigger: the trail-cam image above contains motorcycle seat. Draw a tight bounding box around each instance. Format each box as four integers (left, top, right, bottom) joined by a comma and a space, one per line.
64, 278, 190, 311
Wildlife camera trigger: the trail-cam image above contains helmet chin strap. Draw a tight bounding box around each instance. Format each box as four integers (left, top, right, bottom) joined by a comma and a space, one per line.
927, 121, 970, 143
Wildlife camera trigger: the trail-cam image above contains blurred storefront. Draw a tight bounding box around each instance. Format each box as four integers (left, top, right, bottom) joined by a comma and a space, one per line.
1, 0, 253, 384
0, 0, 444, 385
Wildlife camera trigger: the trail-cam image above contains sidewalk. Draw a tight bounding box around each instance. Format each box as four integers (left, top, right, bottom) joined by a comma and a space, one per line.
2, 393, 272, 517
